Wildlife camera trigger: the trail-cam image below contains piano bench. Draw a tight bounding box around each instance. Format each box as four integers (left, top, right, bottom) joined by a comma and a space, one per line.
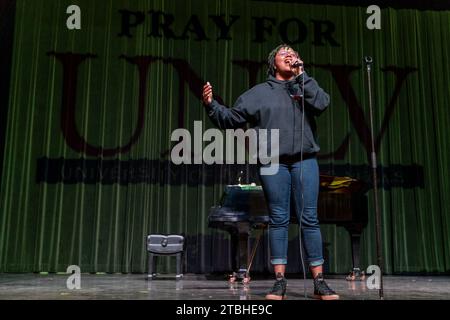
146, 234, 184, 280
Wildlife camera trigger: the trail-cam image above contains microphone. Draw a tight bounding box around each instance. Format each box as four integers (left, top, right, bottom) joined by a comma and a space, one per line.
291, 60, 303, 68
364, 56, 373, 71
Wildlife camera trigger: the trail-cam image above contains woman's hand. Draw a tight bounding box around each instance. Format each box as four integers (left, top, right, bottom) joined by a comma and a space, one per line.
202, 82, 213, 105
290, 58, 304, 76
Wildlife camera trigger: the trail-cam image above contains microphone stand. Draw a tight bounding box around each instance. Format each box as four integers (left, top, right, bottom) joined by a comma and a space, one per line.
364, 56, 384, 300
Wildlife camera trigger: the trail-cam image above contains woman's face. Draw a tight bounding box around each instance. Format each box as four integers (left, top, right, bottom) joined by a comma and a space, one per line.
274, 47, 299, 76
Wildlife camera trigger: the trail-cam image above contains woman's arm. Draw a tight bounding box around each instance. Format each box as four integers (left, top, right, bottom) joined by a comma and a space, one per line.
298, 72, 330, 116
202, 82, 249, 129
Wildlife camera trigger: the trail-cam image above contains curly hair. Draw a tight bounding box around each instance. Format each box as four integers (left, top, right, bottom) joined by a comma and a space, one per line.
267, 44, 296, 77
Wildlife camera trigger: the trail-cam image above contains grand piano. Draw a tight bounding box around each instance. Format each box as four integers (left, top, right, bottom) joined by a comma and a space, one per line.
208, 175, 368, 283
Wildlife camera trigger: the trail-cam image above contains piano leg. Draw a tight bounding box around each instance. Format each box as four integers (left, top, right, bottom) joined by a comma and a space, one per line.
237, 222, 251, 283
228, 222, 251, 284
345, 229, 366, 281
229, 229, 239, 283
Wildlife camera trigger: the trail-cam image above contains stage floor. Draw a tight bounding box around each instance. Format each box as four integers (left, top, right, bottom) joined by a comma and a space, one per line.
0, 274, 449, 300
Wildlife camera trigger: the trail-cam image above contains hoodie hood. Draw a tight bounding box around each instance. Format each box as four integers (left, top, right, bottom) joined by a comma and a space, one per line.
266, 74, 297, 88
266, 74, 305, 93
266, 74, 304, 100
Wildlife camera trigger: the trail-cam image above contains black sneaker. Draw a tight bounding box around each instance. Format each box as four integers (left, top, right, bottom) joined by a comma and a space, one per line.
313, 274, 340, 300
265, 274, 287, 300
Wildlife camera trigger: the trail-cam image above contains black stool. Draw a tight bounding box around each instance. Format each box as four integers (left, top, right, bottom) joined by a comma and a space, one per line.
147, 234, 184, 280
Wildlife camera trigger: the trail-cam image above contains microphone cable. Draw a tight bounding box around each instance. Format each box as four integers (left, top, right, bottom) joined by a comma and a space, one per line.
294, 69, 307, 299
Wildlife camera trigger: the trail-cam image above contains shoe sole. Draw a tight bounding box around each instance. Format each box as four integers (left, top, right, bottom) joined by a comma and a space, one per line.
313, 294, 340, 300
265, 294, 288, 300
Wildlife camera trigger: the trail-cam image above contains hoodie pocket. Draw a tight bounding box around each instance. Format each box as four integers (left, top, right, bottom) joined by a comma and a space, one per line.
294, 129, 315, 153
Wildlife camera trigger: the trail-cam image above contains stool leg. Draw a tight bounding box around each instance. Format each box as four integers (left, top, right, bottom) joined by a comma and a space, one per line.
176, 253, 183, 279
148, 253, 156, 279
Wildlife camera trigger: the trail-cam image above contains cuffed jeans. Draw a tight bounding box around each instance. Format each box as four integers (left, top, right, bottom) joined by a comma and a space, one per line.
259, 157, 324, 267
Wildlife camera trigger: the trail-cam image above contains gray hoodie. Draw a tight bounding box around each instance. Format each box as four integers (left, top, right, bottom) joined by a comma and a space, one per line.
205, 72, 330, 160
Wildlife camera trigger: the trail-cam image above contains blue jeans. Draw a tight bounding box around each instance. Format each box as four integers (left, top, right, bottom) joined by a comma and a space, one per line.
259, 157, 324, 267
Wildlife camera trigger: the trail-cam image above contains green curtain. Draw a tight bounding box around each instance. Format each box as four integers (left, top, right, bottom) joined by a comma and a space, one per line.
1, 0, 449, 274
